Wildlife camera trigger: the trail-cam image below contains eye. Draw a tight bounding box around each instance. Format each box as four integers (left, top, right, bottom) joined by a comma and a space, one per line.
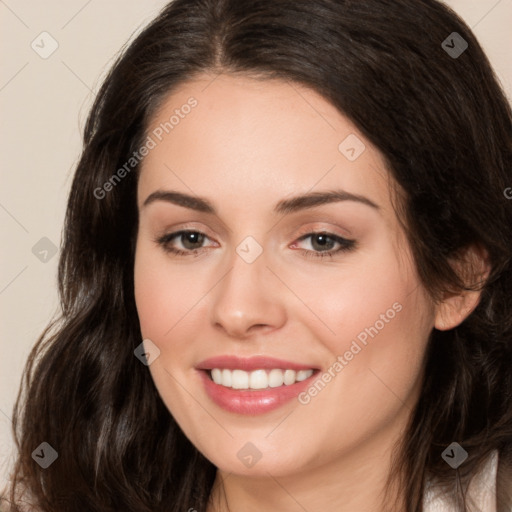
155, 230, 214, 256
291, 231, 356, 260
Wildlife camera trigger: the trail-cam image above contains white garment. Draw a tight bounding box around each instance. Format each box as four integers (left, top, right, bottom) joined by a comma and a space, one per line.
423, 451, 498, 511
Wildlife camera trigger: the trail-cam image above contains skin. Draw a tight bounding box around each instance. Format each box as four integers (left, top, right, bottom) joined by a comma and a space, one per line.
134, 74, 482, 512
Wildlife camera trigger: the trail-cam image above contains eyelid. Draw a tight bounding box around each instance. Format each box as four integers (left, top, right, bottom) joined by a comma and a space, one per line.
156, 222, 216, 239
292, 223, 352, 241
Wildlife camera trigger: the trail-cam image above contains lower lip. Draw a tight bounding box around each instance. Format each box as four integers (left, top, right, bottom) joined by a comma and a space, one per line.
198, 370, 318, 415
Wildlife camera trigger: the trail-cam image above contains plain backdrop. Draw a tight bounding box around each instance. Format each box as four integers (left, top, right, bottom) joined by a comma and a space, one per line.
1, 0, 511, 491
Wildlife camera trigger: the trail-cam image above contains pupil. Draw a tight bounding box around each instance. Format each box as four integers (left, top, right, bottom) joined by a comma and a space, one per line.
183, 232, 203, 249
313, 234, 333, 251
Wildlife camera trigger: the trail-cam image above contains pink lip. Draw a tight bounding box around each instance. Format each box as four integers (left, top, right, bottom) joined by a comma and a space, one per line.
198, 370, 318, 415
196, 355, 318, 372
196, 356, 319, 415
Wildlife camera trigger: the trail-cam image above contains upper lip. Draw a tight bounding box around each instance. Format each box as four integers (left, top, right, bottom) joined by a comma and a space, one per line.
196, 355, 319, 372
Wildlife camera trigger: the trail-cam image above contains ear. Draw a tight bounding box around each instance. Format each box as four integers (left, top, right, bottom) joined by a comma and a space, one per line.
434, 244, 490, 331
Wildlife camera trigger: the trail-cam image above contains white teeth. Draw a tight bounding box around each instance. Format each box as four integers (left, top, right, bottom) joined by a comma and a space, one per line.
209, 368, 314, 389
268, 368, 284, 388
283, 369, 296, 385
249, 369, 268, 389
232, 369, 249, 389
222, 368, 232, 387
296, 369, 313, 382
211, 368, 222, 384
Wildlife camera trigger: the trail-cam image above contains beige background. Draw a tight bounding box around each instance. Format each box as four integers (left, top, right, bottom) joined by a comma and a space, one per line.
1, 0, 511, 490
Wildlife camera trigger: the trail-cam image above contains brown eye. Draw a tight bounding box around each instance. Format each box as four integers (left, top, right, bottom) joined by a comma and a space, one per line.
292, 232, 356, 260
308, 233, 337, 251
155, 230, 211, 256
177, 231, 206, 250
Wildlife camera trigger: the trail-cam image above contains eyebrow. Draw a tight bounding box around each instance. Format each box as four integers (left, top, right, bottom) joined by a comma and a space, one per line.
142, 189, 379, 214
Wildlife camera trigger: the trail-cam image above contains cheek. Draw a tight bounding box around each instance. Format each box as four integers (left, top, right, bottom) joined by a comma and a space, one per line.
295, 244, 433, 408
133, 252, 167, 339
288, 246, 418, 354
134, 242, 208, 340
312, 285, 431, 428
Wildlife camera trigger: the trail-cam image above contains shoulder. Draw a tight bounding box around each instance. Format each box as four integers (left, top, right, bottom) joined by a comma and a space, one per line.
423, 450, 498, 512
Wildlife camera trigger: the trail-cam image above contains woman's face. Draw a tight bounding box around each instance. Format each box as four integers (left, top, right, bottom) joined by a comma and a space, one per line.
134, 74, 436, 478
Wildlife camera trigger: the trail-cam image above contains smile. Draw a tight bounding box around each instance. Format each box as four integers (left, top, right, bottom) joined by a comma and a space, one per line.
210, 368, 314, 389
196, 355, 320, 414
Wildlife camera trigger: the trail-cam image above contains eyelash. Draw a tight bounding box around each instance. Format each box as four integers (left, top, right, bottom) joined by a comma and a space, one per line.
154, 230, 356, 260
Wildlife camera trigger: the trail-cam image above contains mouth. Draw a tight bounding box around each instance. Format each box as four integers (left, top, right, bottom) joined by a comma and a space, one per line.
196, 356, 321, 415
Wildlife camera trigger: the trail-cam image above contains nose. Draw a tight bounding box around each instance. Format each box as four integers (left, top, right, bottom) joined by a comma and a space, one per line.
210, 247, 287, 339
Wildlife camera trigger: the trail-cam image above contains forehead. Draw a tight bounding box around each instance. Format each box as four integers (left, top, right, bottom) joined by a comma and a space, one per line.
138, 73, 395, 218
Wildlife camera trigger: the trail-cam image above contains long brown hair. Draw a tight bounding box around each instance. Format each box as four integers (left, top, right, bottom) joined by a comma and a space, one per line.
6, 0, 512, 510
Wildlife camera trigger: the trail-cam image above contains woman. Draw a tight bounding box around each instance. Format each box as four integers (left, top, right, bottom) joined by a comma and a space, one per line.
6, 0, 512, 510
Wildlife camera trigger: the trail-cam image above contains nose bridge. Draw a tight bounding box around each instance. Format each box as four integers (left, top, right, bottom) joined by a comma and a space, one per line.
210, 234, 286, 337
219, 235, 269, 310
